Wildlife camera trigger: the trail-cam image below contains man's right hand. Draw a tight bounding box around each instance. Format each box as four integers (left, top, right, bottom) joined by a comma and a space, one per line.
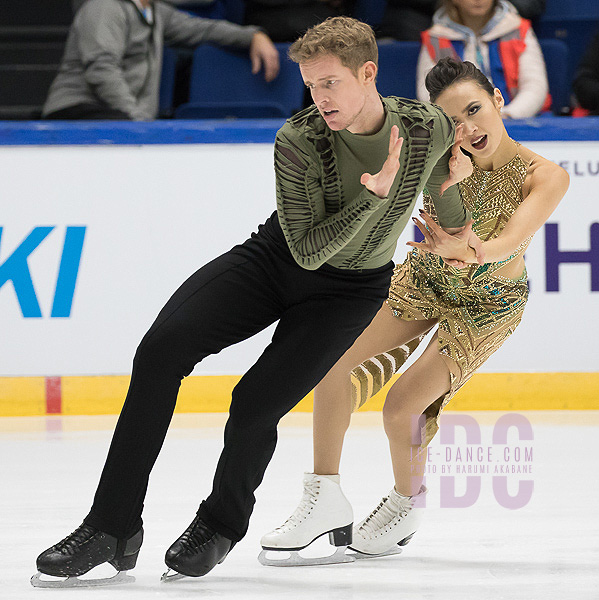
360, 125, 403, 199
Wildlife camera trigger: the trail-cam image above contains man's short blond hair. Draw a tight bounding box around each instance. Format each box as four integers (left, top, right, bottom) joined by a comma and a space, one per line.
289, 16, 378, 74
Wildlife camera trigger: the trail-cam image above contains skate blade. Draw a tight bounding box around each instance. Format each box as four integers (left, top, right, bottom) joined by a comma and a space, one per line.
347, 546, 403, 560
161, 569, 187, 583
258, 546, 355, 567
31, 570, 135, 588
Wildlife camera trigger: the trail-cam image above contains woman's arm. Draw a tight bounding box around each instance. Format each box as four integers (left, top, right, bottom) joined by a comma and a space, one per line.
475, 156, 569, 261
408, 154, 569, 263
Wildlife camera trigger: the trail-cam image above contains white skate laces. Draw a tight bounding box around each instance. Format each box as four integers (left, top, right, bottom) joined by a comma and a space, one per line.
357, 489, 414, 538
350, 485, 427, 556
271, 475, 322, 535
258, 473, 354, 566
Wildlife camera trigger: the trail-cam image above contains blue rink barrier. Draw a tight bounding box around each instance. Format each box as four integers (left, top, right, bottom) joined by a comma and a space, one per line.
0, 116, 598, 145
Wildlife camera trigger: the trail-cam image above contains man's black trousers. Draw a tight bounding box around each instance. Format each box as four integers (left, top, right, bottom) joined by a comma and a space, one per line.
84, 214, 393, 542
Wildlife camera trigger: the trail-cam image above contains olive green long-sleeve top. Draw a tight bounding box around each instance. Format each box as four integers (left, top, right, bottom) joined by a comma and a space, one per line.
274, 96, 468, 270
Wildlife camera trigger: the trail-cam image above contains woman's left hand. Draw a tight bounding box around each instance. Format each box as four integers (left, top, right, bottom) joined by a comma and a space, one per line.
407, 211, 485, 264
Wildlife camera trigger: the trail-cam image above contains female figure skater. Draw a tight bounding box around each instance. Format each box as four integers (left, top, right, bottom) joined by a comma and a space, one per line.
260, 57, 569, 565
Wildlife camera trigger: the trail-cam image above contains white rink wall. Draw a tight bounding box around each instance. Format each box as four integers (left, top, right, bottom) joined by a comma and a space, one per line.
0, 140, 597, 377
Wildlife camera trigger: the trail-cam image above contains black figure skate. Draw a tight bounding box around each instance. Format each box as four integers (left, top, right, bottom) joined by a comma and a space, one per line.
162, 515, 234, 582
31, 523, 143, 588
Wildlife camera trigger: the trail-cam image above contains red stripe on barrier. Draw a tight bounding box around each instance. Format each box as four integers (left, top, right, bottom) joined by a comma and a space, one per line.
45, 376, 62, 414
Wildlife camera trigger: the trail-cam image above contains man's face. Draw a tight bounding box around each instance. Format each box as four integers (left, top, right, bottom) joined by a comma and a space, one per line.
300, 54, 372, 133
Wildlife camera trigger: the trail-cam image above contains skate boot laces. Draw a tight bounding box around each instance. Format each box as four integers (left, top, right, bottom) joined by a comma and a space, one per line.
273, 479, 320, 534
357, 493, 412, 538
177, 516, 216, 555
51, 524, 99, 556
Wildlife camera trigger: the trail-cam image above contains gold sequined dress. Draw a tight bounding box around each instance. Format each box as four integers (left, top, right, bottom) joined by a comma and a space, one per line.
351, 152, 531, 445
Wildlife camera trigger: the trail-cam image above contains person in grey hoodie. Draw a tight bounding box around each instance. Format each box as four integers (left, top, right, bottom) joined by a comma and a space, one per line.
43, 0, 280, 120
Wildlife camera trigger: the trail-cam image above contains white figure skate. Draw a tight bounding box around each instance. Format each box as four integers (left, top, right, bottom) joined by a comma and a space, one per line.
349, 485, 427, 559
258, 473, 354, 566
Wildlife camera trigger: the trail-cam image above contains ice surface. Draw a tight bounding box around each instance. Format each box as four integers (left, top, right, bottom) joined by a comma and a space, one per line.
2, 411, 597, 600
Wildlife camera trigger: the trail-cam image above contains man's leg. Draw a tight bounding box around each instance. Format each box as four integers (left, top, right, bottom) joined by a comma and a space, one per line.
162, 278, 391, 577
35, 242, 288, 581
198, 268, 392, 542
35, 225, 300, 582
84, 249, 283, 538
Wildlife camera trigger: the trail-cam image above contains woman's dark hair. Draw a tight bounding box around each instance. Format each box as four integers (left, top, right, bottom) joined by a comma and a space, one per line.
425, 57, 495, 103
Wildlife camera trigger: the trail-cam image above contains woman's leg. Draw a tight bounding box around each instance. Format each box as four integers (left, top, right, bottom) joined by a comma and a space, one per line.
347, 335, 452, 555
259, 307, 435, 558
313, 305, 436, 475
382, 333, 454, 496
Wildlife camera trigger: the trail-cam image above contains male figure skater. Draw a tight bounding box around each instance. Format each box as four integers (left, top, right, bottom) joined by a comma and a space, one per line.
33, 16, 475, 586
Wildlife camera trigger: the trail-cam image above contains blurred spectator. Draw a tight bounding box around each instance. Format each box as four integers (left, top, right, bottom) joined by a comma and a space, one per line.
378, 0, 437, 42
73, 0, 221, 12
243, 1, 353, 43
417, 0, 550, 119
572, 29, 599, 115
44, 0, 279, 120
376, 0, 544, 43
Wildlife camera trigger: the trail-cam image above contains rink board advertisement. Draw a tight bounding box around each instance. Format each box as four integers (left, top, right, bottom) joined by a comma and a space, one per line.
0, 138, 597, 414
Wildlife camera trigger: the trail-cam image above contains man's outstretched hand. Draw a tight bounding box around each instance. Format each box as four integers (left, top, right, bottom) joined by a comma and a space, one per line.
361, 125, 404, 199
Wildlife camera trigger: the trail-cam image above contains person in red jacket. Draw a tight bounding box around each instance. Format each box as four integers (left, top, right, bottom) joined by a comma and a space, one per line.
417, 0, 550, 119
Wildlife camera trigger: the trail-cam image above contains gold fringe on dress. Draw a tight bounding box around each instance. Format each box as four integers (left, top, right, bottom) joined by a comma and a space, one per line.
350, 336, 426, 413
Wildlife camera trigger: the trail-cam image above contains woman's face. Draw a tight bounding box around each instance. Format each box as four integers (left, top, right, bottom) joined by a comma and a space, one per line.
435, 79, 505, 159
451, 0, 495, 20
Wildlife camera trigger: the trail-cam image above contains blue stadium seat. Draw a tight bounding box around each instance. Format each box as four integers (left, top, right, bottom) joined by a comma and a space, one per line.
535, 20, 598, 87
538, 38, 570, 115
222, 0, 245, 24
536, 0, 599, 87
375, 40, 420, 99
176, 0, 245, 23
542, 0, 599, 20
174, 43, 304, 119
352, 0, 388, 28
